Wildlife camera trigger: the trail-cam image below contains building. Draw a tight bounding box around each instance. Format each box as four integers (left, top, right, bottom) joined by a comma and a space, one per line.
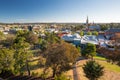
105, 28, 120, 39
28, 25, 33, 31
89, 25, 101, 31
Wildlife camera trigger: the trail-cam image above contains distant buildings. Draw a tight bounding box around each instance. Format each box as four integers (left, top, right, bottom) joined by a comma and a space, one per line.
85, 16, 101, 31
89, 25, 101, 31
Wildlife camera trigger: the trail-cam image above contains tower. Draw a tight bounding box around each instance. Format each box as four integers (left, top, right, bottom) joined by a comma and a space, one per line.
86, 16, 89, 26
86, 16, 89, 30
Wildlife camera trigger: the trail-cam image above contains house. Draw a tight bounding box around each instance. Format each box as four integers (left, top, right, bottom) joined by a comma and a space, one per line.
61, 33, 81, 42
81, 35, 98, 45
105, 28, 120, 39
89, 25, 101, 31
114, 33, 120, 46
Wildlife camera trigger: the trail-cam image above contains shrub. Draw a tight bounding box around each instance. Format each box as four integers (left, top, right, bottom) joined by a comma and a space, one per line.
83, 60, 104, 80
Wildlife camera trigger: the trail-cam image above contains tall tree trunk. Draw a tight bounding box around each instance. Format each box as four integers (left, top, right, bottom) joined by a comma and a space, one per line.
53, 70, 56, 77
26, 60, 31, 76
52, 69, 56, 77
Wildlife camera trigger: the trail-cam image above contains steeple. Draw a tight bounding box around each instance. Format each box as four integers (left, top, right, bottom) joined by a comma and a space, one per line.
86, 16, 89, 26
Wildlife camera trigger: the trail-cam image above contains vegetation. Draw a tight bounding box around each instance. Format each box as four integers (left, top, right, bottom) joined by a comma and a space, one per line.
0, 23, 120, 79
82, 43, 96, 59
97, 47, 120, 66
87, 32, 92, 35
44, 41, 80, 77
83, 60, 104, 80
100, 24, 109, 31
0, 30, 81, 79
80, 31, 84, 36
0, 48, 15, 73
55, 74, 69, 80
92, 31, 98, 36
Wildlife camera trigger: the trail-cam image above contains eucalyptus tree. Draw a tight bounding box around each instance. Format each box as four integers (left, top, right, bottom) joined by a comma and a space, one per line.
13, 36, 33, 75
0, 48, 15, 75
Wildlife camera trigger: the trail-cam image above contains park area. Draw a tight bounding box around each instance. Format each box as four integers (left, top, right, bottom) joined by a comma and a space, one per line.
26, 56, 120, 80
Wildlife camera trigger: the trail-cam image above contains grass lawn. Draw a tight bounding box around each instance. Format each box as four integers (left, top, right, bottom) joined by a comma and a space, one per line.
96, 60, 120, 73
93, 56, 120, 72
93, 56, 106, 61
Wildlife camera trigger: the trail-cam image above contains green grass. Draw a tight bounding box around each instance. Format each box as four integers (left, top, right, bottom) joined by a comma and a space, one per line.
93, 56, 120, 72
93, 56, 106, 61
97, 60, 120, 73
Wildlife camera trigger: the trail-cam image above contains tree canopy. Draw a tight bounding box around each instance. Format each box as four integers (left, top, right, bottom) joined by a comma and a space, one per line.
0, 48, 15, 72
83, 60, 104, 80
82, 43, 96, 58
45, 41, 80, 77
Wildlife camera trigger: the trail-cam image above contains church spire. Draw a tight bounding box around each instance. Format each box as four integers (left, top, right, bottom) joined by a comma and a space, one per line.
86, 16, 89, 25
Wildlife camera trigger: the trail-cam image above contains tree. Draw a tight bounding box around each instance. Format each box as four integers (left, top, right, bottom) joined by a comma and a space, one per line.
0, 48, 15, 74
87, 32, 92, 35
45, 41, 80, 77
77, 46, 81, 53
83, 60, 104, 80
1, 34, 15, 48
25, 31, 38, 44
100, 24, 109, 31
45, 32, 60, 44
80, 31, 84, 36
0, 31, 5, 41
13, 36, 33, 75
40, 39, 48, 51
92, 31, 98, 36
82, 43, 96, 59
97, 47, 120, 65
16, 31, 39, 45
16, 30, 28, 37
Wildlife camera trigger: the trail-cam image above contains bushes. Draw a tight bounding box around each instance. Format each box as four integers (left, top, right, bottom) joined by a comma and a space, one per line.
83, 60, 104, 80
55, 74, 69, 80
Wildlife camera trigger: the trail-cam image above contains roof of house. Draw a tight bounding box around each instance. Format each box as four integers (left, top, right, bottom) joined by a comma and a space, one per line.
115, 33, 120, 39
89, 25, 100, 30
106, 28, 120, 33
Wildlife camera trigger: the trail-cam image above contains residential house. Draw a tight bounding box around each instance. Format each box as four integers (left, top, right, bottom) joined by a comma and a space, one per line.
105, 28, 120, 39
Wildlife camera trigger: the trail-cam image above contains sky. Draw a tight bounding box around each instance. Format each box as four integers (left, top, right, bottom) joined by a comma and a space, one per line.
0, 0, 120, 23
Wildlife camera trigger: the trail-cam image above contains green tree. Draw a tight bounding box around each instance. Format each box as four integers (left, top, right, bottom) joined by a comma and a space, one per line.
87, 32, 92, 35
25, 31, 38, 44
40, 39, 48, 51
82, 43, 96, 59
1, 34, 15, 48
45, 32, 60, 44
80, 31, 84, 36
0, 31, 5, 41
45, 41, 80, 77
100, 25, 109, 31
13, 36, 32, 75
92, 31, 98, 36
0, 48, 15, 74
83, 60, 104, 80
77, 46, 81, 53
16, 30, 28, 37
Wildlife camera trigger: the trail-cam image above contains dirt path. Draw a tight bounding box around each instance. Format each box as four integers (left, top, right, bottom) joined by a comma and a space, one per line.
73, 63, 80, 80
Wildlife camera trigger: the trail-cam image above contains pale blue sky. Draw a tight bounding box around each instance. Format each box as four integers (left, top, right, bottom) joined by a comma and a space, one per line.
0, 0, 120, 23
